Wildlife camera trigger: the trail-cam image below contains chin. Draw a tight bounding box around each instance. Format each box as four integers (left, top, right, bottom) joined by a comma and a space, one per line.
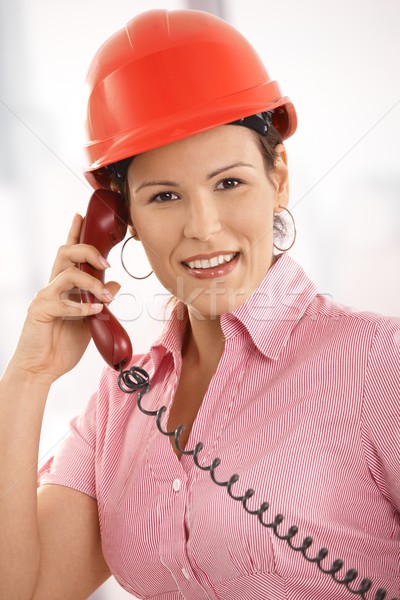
187, 288, 251, 319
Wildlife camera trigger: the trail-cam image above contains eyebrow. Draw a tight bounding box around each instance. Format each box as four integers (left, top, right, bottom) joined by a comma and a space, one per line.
207, 162, 255, 179
134, 180, 178, 193
134, 162, 255, 193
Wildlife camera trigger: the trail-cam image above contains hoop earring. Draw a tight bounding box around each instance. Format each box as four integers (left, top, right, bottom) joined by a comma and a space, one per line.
273, 206, 297, 252
120, 236, 153, 280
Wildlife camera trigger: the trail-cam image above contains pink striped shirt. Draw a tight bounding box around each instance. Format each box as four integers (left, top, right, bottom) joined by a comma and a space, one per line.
40, 253, 400, 599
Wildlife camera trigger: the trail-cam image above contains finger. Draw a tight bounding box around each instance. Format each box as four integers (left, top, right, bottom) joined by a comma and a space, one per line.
104, 281, 121, 299
65, 281, 120, 308
50, 243, 110, 281
66, 213, 83, 245
28, 296, 104, 323
43, 267, 116, 305
60, 299, 105, 320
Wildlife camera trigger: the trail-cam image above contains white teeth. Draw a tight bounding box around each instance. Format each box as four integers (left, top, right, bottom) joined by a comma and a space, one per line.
185, 253, 237, 269
209, 257, 219, 268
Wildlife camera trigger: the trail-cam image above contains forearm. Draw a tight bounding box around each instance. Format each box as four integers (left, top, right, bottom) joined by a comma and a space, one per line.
0, 364, 50, 599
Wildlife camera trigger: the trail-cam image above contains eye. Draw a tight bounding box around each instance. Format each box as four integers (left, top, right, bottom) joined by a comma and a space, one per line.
216, 177, 242, 190
149, 191, 179, 203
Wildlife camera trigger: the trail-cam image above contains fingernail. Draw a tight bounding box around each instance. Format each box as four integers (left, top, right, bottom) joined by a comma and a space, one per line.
99, 255, 111, 268
91, 303, 103, 311
102, 289, 114, 301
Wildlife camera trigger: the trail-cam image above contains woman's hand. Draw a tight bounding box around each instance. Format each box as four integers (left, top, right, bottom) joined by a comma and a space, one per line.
8, 214, 120, 385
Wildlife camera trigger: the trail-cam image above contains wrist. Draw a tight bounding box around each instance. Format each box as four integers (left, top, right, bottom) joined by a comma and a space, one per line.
2, 361, 54, 393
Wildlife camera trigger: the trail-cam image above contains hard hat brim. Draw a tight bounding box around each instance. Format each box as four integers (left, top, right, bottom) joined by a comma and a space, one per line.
84, 95, 296, 189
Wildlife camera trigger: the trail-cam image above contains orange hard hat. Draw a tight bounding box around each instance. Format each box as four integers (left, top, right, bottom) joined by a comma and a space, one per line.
84, 9, 297, 189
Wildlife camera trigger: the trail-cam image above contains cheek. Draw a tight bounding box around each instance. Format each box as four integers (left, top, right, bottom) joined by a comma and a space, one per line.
130, 209, 160, 248
140, 229, 165, 259
132, 214, 178, 278
234, 199, 275, 243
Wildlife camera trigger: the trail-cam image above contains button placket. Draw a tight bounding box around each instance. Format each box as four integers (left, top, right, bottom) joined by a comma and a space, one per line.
157, 479, 212, 599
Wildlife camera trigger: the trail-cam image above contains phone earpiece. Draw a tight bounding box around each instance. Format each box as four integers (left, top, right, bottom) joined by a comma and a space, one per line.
80, 189, 128, 262
79, 189, 133, 370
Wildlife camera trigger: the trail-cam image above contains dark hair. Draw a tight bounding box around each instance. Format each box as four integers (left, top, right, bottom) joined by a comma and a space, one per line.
107, 121, 288, 240
255, 123, 287, 241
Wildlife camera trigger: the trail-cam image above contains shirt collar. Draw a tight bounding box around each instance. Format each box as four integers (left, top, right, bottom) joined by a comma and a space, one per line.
220, 253, 317, 360
150, 253, 317, 369
150, 301, 188, 372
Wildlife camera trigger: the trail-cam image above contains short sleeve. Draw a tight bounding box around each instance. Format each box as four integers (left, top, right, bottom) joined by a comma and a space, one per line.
38, 385, 98, 499
362, 316, 400, 512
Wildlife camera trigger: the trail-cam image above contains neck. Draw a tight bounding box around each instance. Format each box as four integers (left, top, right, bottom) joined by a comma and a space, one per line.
183, 309, 225, 369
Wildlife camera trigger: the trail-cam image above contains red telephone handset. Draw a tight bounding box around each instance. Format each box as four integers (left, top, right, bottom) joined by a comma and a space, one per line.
79, 189, 133, 370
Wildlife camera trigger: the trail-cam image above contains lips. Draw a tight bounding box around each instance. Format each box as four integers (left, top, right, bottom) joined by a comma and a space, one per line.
183, 252, 237, 269
181, 252, 240, 279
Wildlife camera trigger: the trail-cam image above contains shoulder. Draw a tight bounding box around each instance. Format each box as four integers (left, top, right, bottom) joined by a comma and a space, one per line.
362, 313, 400, 391
309, 298, 400, 401
304, 293, 400, 345
357, 312, 400, 511
93, 352, 151, 423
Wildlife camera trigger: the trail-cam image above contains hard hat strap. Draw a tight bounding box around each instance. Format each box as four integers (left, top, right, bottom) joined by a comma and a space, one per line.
230, 110, 273, 136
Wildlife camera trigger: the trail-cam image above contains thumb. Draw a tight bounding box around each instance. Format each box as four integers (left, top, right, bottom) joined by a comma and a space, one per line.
103, 281, 121, 302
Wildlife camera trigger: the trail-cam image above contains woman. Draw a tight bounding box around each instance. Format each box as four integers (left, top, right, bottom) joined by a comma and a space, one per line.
0, 9, 398, 600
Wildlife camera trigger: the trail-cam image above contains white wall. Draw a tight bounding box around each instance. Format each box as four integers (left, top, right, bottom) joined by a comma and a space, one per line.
1, 1, 399, 598
229, 0, 400, 315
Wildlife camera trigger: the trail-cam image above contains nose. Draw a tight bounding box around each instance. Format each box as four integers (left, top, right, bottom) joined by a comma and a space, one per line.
183, 193, 222, 241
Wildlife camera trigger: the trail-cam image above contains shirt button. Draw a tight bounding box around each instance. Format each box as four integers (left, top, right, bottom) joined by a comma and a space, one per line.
172, 478, 181, 492
182, 567, 190, 579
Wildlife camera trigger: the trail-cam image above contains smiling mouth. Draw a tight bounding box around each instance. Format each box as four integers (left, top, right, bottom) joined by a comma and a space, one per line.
183, 252, 239, 269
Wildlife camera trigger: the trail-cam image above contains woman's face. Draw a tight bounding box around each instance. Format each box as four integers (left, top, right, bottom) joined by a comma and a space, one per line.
127, 125, 289, 318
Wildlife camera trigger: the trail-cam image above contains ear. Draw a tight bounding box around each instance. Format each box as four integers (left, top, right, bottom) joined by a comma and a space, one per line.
128, 225, 141, 240
268, 143, 289, 211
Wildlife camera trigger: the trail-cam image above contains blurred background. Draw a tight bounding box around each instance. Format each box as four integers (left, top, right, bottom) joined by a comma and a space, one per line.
0, 0, 399, 597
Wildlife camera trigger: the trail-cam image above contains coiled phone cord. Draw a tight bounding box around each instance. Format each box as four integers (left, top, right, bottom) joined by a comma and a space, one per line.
118, 365, 397, 600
